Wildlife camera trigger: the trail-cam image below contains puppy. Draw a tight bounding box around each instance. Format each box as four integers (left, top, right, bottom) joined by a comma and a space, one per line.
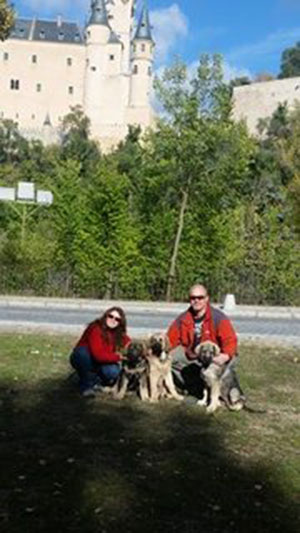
140, 333, 183, 403
113, 340, 147, 400
195, 341, 245, 413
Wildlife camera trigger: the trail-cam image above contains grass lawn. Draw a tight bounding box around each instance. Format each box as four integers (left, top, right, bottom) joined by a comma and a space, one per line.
0, 334, 299, 533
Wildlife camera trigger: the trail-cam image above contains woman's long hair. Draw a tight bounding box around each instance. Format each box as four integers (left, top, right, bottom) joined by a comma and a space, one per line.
95, 307, 127, 350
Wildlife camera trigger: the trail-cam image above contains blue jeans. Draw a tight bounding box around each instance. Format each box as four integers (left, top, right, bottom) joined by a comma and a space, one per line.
70, 346, 121, 393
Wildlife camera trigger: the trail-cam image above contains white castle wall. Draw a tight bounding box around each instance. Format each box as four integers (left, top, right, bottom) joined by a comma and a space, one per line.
0, 38, 85, 130
233, 77, 300, 134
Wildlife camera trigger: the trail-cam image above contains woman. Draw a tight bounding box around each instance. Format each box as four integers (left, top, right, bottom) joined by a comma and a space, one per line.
70, 307, 131, 397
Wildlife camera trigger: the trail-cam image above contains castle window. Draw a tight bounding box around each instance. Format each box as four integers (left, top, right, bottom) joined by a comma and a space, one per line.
133, 65, 138, 74
91, 66, 96, 71
36, 83, 42, 92
10, 79, 20, 90
148, 66, 152, 76
109, 54, 115, 61
133, 44, 137, 52
74, 33, 80, 42
68, 86, 74, 95
39, 30, 45, 39
3, 52, 9, 61
141, 43, 146, 52
67, 57, 72, 66
31, 114, 35, 120
32, 54, 37, 64
16, 113, 19, 119
58, 32, 64, 41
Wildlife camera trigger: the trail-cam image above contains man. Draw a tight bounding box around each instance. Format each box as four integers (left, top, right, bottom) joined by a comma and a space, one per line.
167, 283, 238, 396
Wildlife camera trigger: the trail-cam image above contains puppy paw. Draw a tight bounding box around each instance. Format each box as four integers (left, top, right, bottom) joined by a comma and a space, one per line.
206, 401, 220, 413
196, 398, 207, 406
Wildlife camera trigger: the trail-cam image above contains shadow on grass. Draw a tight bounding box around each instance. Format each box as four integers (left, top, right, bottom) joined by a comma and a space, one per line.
0, 377, 299, 533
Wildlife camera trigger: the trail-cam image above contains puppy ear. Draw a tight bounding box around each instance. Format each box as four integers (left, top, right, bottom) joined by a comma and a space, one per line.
214, 344, 221, 356
163, 333, 171, 352
194, 343, 201, 356
140, 340, 148, 358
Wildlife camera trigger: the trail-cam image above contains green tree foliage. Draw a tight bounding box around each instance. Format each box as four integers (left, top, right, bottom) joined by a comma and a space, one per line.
0, 0, 14, 41
59, 105, 101, 175
278, 41, 300, 79
0, 57, 299, 304
149, 54, 255, 300
0, 119, 29, 164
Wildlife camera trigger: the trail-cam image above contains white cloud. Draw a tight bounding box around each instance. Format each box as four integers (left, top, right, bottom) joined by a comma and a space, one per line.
150, 4, 188, 64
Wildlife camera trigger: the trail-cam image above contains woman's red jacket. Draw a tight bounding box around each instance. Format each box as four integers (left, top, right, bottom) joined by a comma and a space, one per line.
76, 322, 131, 364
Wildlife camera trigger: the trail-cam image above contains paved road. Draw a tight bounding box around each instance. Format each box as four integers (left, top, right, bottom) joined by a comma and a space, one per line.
0, 303, 299, 345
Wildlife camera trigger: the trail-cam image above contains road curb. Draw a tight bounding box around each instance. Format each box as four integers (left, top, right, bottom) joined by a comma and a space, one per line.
1, 321, 300, 347
0, 296, 299, 319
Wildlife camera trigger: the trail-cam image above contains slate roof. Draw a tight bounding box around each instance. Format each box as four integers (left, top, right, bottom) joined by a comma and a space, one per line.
9, 18, 84, 44
134, 4, 153, 42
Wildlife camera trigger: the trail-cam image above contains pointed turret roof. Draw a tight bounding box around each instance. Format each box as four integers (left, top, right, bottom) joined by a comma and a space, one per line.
134, 2, 153, 42
88, 0, 109, 26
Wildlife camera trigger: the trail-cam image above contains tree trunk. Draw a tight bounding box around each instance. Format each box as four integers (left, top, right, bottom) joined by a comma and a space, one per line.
166, 188, 188, 302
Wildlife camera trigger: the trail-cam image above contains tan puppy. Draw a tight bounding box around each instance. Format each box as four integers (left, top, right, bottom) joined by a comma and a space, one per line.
194, 341, 245, 413
140, 332, 183, 403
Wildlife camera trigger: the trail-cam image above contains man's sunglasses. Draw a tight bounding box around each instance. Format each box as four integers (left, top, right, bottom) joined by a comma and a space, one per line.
190, 295, 207, 301
107, 313, 121, 323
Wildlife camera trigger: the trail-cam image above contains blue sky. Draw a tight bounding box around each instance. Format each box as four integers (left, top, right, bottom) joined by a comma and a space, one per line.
13, 1, 300, 78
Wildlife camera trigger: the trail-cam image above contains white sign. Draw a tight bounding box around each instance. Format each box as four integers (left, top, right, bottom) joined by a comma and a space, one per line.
17, 181, 35, 202
36, 190, 53, 206
0, 187, 16, 201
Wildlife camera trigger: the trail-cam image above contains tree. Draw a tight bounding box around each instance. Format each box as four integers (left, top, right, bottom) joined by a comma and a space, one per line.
142, 54, 255, 301
59, 105, 101, 175
0, 0, 14, 41
0, 119, 30, 164
278, 41, 300, 79
230, 76, 251, 89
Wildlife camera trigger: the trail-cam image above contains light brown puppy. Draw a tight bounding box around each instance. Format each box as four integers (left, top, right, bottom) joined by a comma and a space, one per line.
194, 341, 245, 413
140, 332, 183, 403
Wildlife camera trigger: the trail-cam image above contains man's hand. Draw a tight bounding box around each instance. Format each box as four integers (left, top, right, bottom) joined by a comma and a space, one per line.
213, 353, 230, 366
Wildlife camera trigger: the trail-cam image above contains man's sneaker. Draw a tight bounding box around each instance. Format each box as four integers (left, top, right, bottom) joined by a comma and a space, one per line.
81, 388, 96, 398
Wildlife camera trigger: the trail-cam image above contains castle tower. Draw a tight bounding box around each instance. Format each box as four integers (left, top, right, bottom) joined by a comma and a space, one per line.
129, 2, 154, 108
105, 0, 136, 73
84, 0, 123, 133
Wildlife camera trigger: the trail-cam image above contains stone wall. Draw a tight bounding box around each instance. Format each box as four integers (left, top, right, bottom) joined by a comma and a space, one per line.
233, 76, 300, 134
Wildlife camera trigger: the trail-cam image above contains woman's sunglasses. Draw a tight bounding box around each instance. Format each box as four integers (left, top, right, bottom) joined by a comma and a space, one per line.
107, 313, 121, 323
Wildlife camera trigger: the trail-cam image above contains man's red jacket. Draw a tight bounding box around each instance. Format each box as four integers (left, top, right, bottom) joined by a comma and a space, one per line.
167, 303, 237, 359
76, 322, 131, 364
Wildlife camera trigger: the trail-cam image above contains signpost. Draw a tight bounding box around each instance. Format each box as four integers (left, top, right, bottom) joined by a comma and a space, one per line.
0, 181, 53, 245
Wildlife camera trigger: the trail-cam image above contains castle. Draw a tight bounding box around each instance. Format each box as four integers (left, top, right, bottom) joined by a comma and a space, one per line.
0, 0, 154, 151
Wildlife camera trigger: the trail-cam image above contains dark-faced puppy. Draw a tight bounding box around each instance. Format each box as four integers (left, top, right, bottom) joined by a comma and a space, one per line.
113, 340, 147, 399
194, 341, 245, 413
196, 341, 220, 368
141, 333, 183, 402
